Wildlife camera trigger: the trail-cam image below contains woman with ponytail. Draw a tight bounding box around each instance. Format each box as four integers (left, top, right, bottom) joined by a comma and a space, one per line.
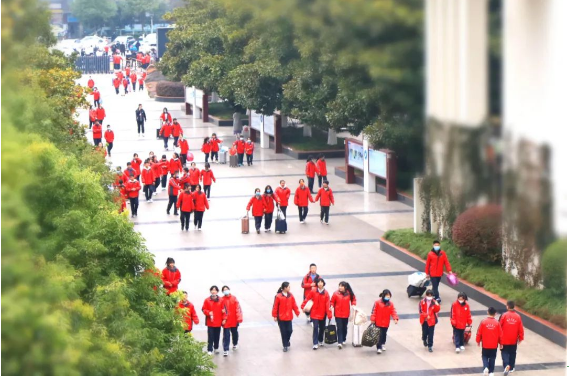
271, 282, 300, 352
330, 281, 357, 349
370, 289, 399, 354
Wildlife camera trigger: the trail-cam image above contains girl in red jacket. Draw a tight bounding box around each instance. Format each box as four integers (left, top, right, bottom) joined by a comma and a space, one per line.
275, 180, 291, 218
171, 119, 183, 147
176, 184, 195, 231
201, 137, 211, 164
104, 124, 114, 157
419, 289, 440, 352
178, 291, 199, 333
150, 155, 162, 194
221, 285, 243, 356
316, 154, 328, 188
161, 257, 181, 295
272, 282, 300, 352
92, 121, 103, 146
192, 185, 209, 230
160, 108, 173, 125
202, 285, 226, 355
450, 292, 472, 353
370, 289, 399, 354
246, 188, 267, 234
178, 136, 189, 166
88, 105, 97, 129
188, 162, 201, 191
159, 121, 173, 151
159, 155, 169, 190
166, 171, 180, 216
315, 181, 335, 225
209, 133, 223, 163
200, 163, 216, 199
141, 160, 155, 202
301, 278, 332, 350
131, 153, 142, 180
305, 155, 317, 193
169, 153, 183, 177
125, 175, 141, 217
294, 179, 314, 223
262, 185, 279, 232
245, 138, 254, 166
331, 281, 357, 348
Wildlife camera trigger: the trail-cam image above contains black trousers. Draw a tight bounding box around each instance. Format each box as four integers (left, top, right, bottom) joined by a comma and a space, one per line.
377, 326, 388, 348
94, 138, 101, 146
223, 326, 239, 351
154, 177, 160, 190
129, 197, 139, 215
280, 206, 287, 218
207, 326, 221, 352
204, 153, 209, 163
311, 318, 326, 345
238, 153, 244, 165
254, 216, 263, 230
161, 175, 167, 188
430, 277, 441, 300
132, 82, 136, 91
278, 320, 293, 348
246, 154, 253, 165
194, 211, 204, 228
210, 151, 218, 161
89, 119, 94, 129
163, 136, 169, 149
94, 99, 100, 107
204, 185, 211, 198
107, 142, 113, 156
139, 83, 144, 91
115, 87, 119, 95
336, 317, 349, 344
320, 206, 330, 222
453, 327, 465, 347
501, 344, 517, 369
173, 136, 179, 147
137, 120, 145, 134
180, 211, 191, 229
307, 177, 315, 193
167, 195, 178, 214
143, 184, 153, 200
318, 175, 327, 187
482, 348, 497, 373
298, 206, 308, 221
180, 153, 187, 166
264, 213, 273, 230
421, 322, 435, 347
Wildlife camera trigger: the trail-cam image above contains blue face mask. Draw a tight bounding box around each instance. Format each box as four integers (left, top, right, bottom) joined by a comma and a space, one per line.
255, 192, 261, 197
383, 297, 390, 301
223, 290, 230, 296
266, 189, 271, 194
433, 246, 440, 251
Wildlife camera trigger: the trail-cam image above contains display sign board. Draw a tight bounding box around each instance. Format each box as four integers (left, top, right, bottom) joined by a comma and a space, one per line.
251, 111, 263, 131
368, 148, 387, 178
263, 114, 275, 136
347, 141, 364, 169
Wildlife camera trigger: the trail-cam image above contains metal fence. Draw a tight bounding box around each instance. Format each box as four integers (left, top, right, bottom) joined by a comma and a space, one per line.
75, 56, 112, 74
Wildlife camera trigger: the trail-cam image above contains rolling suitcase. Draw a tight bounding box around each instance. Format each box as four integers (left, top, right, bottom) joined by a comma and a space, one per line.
241, 215, 250, 234
229, 154, 238, 167
156, 128, 161, 139
275, 218, 287, 234
407, 285, 427, 298
219, 150, 228, 164
352, 323, 362, 347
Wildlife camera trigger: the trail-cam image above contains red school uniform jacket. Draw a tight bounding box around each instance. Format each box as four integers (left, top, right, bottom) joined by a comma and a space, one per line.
160, 160, 169, 176
305, 161, 316, 178
131, 158, 142, 176
210, 138, 222, 152
262, 194, 279, 213
96, 107, 106, 121
125, 67, 131, 77
177, 191, 195, 212
161, 266, 181, 295
425, 249, 452, 278
246, 196, 266, 217
159, 123, 172, 137
113, 78, 121, 88
125, 180, 141, 198
316, 159, 328, 176
222, 295, 243, 329
178, 301, 199, 331
122, 78, 128, 88
89, 108, 97, 122
202, 296, 226, 328
87, 78, 94, 88
245, 142, 254, 155
104, 129, 114, 143
192, 191, 209, 211
179, 138, 189, 154
138, 77, 144, 85
113, 55, 122, 64
301, 272, 320, 299
476, 317, 502, 349
171, 122, 183, 137
141, 167, 154, 185
371, 299, 399, 327
169, 158, 182, 175
168, 177, 181, 196
160, 112, 173, 124
188, 168, 201, 185
201, 142, 211, 154
130, 73, 137, 84
419, 298, 440, 327
294, 186, 314, 207
151, 162, 162, 180
235, 140, 246, 154
92, 123, 102, 139
200, 169, 216, 185
450, 300, 472, 330
331, 290, 357, 319
93, 90, 100, 101
499, 310, 524, 345
301, 289, 332, 320
315, 187, 334, 206
275, 187, 291, 207
272, 292, 300, 321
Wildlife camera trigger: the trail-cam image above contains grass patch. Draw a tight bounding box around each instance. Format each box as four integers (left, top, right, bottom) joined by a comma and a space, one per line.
282, 127, 344, 151
384, 229, 567, 328
208, 102, 247, 120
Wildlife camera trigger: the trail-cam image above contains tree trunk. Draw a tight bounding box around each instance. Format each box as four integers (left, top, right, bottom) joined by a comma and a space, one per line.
327, 129, 337, 145
302, 125, 312, 137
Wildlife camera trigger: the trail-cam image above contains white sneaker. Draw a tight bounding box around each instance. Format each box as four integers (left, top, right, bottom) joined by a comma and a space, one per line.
153, 192, 157, 196
312, 345, 318, 350
377, 348, 382, 354
503, 366, 510, 375
483, 368, 489, 376
338, 343, 342, 349
381, 345, 386, 351
207, 351, 213, 355
232, 345, 238, 350
489, 373, 494, 376
325, 222, 329, 225
149, 199, 153, 203
214, 349, 220, 354
510, 369, 515, 373
460, 346, 465, 351
320, 220, 323, 223
456, 348, 460, 353
223, 351, 228, 357
318, 342, 323, 347
300, 220, 305, 224
198, 228, 202, 231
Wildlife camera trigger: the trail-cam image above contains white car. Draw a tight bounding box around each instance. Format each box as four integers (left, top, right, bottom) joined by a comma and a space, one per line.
113, 35, 135, 47
80, 36, 106, 55
55, 39, 81, 56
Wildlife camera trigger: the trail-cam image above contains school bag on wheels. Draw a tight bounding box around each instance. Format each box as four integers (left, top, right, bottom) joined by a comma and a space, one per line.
451, 325, 472, 345
361, 323, 382, 347
275, 207, 287, 234
324, 319, 337, 345
241, 215, 250, 234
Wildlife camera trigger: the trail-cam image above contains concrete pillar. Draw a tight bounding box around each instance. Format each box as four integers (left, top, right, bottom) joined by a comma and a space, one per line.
192, 87, 199, 119
362, 138, 375, 193
414, 178, 425, 233
201, 91, 209, 121
260, 115, 270, 149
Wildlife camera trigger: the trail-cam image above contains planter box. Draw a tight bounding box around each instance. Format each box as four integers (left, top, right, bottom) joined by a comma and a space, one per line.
379, 237, 567, 348
155, 96, 185, 103
280, 145, 344, 160
208, 115, 249, 127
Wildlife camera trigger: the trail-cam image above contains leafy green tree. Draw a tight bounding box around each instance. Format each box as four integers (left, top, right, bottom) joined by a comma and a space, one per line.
71, 0, 118, 30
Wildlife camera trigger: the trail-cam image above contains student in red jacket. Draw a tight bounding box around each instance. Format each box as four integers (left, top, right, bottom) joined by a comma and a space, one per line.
178, 136, 189, 166
178, 291, 199, 333
96, 104, 106, 123
113, 53, 122, 70
178, 167, 190, 188
331, 282, 357, 348
305, 155, 317, 193
159, 155, 169, 190
262, 185, 279, 232
499, 301, 524, 374
160, 107, 173, 125
200, 163, 216, 199
92, 87, 101, 107
477, 307, 502, 376
272, 282, 300, 352
176, 184, 195, 231
88, 105, 97, 129
138, 76, 144, 91
150, 155, 162, 193
301, 278, 332, 350
370, 289, 399, 353
125, 175, 141, 217
161, 257, 181, 295
113, 77, 121, 94
201, 137, 211, 163
159, 121, 173, 151
300, 263, 319, 323
167, 171, 181, 216
87, 76, 95, 89
315, 181, 334, 225
141, 160, 155, 202
294, 179, 314, 223
419, 289, 440, 352
275, 180, 291, 218
246, 188, 267, 234
221, 286, 243, 356
92, 121, 102, 146
131, 153, 142, 180
209, 133, 222, 163
245, 138, 254, 166
122, 77, 129, 94
130, 72, 137, 91
171, 119, 183, 147
316, 154, 328, 188
450, 292, 473, 353
169, 153, 183, 177
192, 185, 209, 230
117, 180, 127, 213
188, 162, 201, 191
104, 124, 114, 157
202, 285, 226, 355
234, 136, 246, 166
425, 240, 452, 301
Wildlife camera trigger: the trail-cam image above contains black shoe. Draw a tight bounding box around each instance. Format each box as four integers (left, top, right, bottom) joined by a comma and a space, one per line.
167, 212, 170, 215
256, 229, 260, 234
423, 339, 428, 347
174, 212, 179, 216
428, 347, 433, 352
283, 347, 288, 352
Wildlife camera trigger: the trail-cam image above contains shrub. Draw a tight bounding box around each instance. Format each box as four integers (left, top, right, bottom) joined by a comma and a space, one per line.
156, 81, 185, 97
541, 238, 567, 296
452, 205, 502, 262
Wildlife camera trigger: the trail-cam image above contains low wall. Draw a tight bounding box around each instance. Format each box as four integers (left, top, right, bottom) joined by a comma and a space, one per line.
208, 115, 249, 127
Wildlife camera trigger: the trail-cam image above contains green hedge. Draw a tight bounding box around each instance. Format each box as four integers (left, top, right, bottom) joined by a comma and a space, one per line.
384, 229, 567, 329
281, 126, 344, 151
542, 238, 567, 296
208, 102, 247, 120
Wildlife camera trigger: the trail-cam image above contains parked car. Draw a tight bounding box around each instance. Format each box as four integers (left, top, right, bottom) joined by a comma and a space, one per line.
80, 36, 106, 55
54, 39, 81, 56
138, 33, 157, 54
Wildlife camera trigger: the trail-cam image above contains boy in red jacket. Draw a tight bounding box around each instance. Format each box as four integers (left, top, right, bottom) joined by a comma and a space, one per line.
370, 289, 398, 353
92, 121, 102, 146
125, 175, 141, 217
316, 154, 328, 188
96, 104, 106, 124
201, 137, 211, 163
178, 136, 189, 166
171, 118, 183, 147
272, 282, 300, 352
130, 72, 137, 91
188, 162, 201, 191
315, 181, 334, 225
202, 285, 227, 354
451, 292, 472, 353
275, 180, 291, 218
192, 185, 209, 230
104, 124, 114, 157
419, 289, 440, 352
499, 301, 524, 374
425, 240, 452, 302
87, 76, 95, 89
200, 163, 216, 199
294, 179, 314, 223
221, 286, 243, 356
209, 133, 222, 163
476, 307, 502, 376
246, 188, 267, 234
159, 121, 173, 151
141, 160, 155, 202
300, 264, 319, 323
305, 155, 317, 193
178, 291, 199, 333
92, 87, 101, 107
113, 77, 121, 94
167, 171, 181, 216
88, 105, 97, 129
245, 138, 254, 166
234, 136, 246, 166
177, 184, 195, 231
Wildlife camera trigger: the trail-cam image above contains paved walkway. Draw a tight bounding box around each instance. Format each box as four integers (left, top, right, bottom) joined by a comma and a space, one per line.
77, 74, 566, 376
